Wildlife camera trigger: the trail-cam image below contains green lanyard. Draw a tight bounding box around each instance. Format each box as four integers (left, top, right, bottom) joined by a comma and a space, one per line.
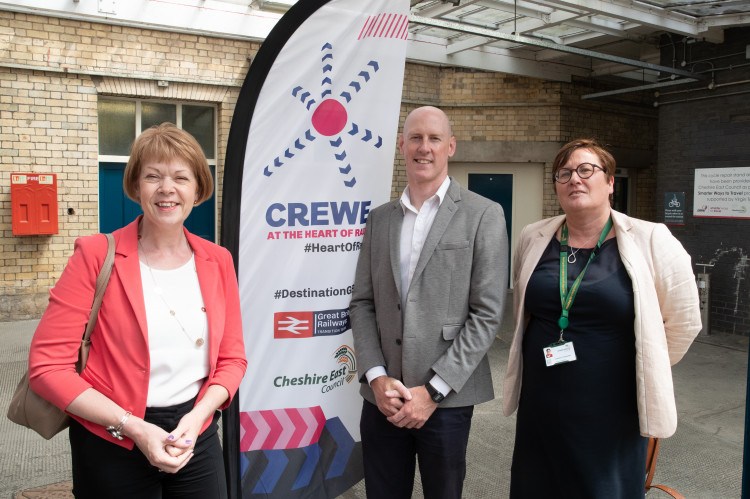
557, 216, 613, 340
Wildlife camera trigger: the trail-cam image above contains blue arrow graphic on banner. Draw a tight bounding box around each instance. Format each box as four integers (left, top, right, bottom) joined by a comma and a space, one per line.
322, 89, 331, 97
368, 60, 379, 72
330, 137, 342, 147
295, 139, 305, 150
263, 166, 272, 176
274, 157, 283, 167
306, 99, 316, 110
349, 81, 361, 92
348, 123, 359, 135
321, 77, 331, 85
325, 417, 355, 479
344, 178, 356, 188
300, 91, 310, 102
335, 151, 346, 161
292, 86, 302, 97
305, 130, 315, 141
339, 164, 351, 174
285, 149, 294, 158
359, 70, 370, 82
375, 136, 383, 148
321, 42, 332, 50
340, 91, 351, 103
323, 64, 332, 73
292, 443, 322, 490
252, 450, 288, 494
362, 130, 372, 142
240, 452, 250, 476
321, 53, 333, 61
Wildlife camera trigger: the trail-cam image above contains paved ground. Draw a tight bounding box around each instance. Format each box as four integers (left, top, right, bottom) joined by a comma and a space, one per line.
1, 299, 747, 498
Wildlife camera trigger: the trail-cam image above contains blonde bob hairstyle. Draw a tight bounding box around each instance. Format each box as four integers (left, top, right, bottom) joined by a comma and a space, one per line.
123, 123, 214, 205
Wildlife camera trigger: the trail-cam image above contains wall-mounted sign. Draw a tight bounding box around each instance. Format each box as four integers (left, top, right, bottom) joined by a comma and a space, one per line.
694, 167, 750, 219
664, 192, 685, 225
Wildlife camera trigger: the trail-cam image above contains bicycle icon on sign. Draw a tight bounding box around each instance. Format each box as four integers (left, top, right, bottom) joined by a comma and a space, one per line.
669, 195, 681, 208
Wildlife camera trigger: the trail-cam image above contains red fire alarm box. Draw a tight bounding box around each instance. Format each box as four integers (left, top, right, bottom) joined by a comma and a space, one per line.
11, 173, 59, 235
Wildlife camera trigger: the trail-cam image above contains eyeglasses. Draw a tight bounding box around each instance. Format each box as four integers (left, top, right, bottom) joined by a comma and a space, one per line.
554, 163, 604, 184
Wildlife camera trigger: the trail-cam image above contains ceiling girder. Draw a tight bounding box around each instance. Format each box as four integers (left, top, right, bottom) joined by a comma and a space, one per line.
410, 14, 706, 80
539, 0, 721, 41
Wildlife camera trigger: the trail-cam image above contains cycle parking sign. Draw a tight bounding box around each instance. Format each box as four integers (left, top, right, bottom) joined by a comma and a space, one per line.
664, 192, 685, 225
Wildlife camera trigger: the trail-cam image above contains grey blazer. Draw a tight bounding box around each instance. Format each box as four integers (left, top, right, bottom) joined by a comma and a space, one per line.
350, 178, 509, 408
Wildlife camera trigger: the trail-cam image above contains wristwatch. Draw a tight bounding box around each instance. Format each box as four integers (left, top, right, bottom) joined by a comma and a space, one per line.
425, 382, 445, 403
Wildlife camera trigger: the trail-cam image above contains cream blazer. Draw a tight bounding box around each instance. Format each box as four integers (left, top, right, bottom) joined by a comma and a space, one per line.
502, 209, 701, 438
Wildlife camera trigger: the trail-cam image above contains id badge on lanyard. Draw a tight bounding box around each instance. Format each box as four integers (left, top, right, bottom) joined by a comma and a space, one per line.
544, 216, 613, 367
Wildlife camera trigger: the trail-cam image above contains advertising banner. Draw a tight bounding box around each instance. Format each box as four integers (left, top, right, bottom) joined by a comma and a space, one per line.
222, 1, 408, 497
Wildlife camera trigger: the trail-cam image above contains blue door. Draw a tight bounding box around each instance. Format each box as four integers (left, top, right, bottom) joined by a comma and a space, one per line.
468, 173, 512, 286
99, 162, 216, 241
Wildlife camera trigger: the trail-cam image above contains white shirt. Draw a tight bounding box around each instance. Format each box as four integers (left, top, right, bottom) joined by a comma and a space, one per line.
365, 177, 453, 397
141, 255, 210, 407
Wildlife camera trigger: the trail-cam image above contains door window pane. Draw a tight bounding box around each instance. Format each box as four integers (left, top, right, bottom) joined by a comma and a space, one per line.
142, 102, 177, 131
98, 100, 135, 156
183, 105, 215, 159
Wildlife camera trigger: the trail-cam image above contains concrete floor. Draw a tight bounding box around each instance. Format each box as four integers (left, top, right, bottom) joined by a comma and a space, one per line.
1, 306, 747, 498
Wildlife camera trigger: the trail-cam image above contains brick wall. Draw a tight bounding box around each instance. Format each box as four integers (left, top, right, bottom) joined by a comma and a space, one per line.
0, 9, 659, 320
0, 10, 257, 319
657, 28, 750, 335
394, 65, 657, 220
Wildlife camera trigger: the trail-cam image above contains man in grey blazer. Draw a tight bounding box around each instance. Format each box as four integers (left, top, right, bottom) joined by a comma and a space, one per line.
350, 106, 508, 498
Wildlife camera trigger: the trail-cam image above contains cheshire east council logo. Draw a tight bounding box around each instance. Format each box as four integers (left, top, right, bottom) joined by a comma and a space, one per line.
334, 344, 357, 384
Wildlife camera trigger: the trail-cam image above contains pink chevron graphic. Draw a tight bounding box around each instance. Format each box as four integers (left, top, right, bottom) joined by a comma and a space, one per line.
358, 13, 409, 40
239, 406, 327, 451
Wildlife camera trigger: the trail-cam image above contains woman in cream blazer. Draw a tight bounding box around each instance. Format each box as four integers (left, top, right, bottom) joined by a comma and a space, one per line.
504, 139, 701, 498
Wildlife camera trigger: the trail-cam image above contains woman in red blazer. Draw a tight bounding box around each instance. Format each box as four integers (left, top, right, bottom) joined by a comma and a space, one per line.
29, 123, 247, 498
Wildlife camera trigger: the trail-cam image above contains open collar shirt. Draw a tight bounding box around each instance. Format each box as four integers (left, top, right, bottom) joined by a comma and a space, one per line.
364, 176, 453, 396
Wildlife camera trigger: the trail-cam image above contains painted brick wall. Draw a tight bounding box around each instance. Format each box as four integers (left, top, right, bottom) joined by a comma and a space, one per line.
657, 28, 750, 336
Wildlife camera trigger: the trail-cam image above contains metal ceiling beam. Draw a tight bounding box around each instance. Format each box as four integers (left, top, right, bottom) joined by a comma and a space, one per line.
410, 14, 706, 79
446, 10, 579, 54
581, 77, 699, 99
407, 32, 592, 81
538, 0, 717, 39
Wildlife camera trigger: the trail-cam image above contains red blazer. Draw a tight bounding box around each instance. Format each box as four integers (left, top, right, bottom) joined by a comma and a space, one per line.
29, 217, 247, 449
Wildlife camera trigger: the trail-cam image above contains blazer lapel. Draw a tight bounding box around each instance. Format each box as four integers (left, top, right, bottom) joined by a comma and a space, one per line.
518, 215, 564, 290
187, 231, 221, 357
611, 209, 640, 270
389, 203, 404, 299
115, 217, 150, 341
409, 181, 459, 288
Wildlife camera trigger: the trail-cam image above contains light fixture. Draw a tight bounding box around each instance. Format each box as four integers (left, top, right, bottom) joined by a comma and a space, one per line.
157, 80, 169, 87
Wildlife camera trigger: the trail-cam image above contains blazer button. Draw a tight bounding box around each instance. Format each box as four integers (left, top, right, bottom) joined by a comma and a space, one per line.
396, 339, 402, 345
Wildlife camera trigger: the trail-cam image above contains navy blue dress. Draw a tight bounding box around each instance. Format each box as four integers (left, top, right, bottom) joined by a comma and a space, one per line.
510, 237, 648, 499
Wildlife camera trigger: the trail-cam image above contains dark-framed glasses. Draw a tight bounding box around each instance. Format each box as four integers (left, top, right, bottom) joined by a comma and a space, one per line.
554, 163, 604, 184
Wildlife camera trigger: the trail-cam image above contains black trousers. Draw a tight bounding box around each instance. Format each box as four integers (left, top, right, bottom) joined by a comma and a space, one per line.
70, 398, 227, 499
360, 399, 474, 499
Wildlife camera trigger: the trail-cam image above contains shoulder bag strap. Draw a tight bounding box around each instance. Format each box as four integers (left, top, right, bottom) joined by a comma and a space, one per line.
78, 233, 115, 371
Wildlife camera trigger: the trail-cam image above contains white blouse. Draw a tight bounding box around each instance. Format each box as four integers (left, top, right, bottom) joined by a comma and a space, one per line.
140, 255, 210, 407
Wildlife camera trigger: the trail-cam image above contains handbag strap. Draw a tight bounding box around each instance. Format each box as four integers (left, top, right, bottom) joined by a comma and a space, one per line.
79, 233, 115, 370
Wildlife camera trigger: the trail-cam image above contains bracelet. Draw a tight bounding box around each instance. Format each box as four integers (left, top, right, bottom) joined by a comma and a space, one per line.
106, 411, 132, 440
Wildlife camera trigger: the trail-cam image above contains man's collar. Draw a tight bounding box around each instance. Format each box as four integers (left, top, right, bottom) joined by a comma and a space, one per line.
400, 177, 451, 213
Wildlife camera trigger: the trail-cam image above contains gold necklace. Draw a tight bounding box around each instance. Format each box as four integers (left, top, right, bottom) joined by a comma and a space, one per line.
139, 240, 206, 347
